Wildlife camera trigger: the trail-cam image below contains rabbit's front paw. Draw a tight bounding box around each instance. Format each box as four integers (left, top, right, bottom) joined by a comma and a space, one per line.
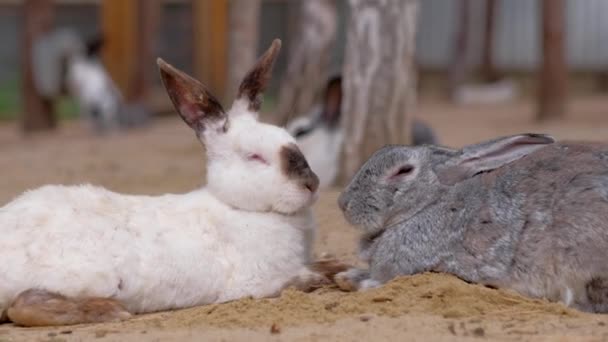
309, 258, 352, 279
289, 268, 332, 293
335, 268, 372, 292
359, 279, 382, 290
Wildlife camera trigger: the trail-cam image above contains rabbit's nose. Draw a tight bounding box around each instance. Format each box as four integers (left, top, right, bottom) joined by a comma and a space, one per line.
303, 173, 320, 193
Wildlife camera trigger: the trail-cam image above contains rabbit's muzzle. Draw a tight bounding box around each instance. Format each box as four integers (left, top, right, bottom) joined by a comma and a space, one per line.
281, 143, 320, 194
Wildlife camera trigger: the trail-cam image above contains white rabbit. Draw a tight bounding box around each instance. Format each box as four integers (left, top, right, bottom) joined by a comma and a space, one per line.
65, 36, 124, 132
0, 39, 330, 327
287, 107, 344, 189
286, 76, 438, 188
32, 29, 149, 133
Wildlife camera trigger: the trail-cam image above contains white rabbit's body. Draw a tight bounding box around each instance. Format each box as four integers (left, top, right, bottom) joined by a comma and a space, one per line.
0, 184, 314, 314
1, 40, 327, 327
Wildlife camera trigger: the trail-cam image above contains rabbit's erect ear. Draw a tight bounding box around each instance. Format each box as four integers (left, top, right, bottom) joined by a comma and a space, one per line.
321, 75, 342, 128
436, 133, 556, 185
157, 58, 226, 135
236, 39, 281, 114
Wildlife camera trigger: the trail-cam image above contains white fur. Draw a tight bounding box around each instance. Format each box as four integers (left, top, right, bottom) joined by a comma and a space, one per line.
66, 55, 123, 131
0, 99, 318, 315
562, 287, 574, 307
286, 110, 343, 189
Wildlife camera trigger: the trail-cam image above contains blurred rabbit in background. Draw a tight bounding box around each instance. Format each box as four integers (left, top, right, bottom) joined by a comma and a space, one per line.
286, 76, 438, 188
32, 28, 150, 133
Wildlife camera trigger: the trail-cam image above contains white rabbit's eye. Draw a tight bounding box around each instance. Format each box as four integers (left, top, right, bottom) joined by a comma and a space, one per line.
246, 153, 268, 165
390, 165, 414, 179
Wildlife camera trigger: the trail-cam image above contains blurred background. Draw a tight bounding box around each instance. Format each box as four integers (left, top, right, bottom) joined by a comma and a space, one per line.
0, 0, 607, 200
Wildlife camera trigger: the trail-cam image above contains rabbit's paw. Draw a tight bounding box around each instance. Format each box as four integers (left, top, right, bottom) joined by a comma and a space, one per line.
584, 277, 608, 313
359, 279, 382, 290
7, 289, 132, 327
309, 258, 351, 279
289, 268, 332, 293
335, 268, 372, 292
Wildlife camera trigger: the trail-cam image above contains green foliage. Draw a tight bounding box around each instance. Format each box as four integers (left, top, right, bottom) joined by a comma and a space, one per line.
56, 96, 79, 120
0, 78, 79, 121
261, 93, 277, 113
0, 78, 20, 120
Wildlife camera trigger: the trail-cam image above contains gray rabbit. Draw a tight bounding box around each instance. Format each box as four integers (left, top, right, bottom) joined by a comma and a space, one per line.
336, 133, 608, 313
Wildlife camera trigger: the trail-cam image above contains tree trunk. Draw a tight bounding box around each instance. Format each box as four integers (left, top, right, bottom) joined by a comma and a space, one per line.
22, 0, 56, 132
133, 0, 161, 101
538, 0, 567, 121
338, 0, 418, 183
274, 0, 337, 125
448, 0, 470, 98
226, 0, 261, 100
480, 0, 499, 82
192, 0, 228, 101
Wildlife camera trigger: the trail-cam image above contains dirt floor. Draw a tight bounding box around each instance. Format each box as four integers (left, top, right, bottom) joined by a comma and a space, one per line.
1, 96, 608, 341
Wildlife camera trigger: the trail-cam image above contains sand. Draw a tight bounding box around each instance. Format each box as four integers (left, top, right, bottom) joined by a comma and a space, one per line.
1, 96, 608, 341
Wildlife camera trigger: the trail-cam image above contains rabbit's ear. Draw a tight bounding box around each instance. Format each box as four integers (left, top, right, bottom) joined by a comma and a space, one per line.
157, 58, 227, 135
321, 75, 342, 128
436, 133, 555, 185
236, 39, 281, 114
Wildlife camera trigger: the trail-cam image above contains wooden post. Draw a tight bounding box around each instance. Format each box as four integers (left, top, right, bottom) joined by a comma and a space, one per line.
22, 0, 56, 132
448, 0, 470, 98
226, 0, 261, 100
480, 0, 499, 82
134, 0, 161, 100
101, 0, 138, 100
192, 0, 228, 102
274, 0, 337, 125
538, 0, 568, 121
101, 0, 160, 102
339, 0, 419, 183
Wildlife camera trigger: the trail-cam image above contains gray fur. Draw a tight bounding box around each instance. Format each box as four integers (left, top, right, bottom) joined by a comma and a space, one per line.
337, 133, 608, 313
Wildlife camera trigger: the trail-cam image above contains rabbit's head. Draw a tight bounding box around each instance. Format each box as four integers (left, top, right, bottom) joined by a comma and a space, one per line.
159, 39, 319, 214
338, 134, 555, 235
285, 76, 344, 188
286, 75, 343, 139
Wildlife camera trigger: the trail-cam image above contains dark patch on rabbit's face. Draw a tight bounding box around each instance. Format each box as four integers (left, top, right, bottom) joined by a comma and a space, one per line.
280, 143, 319, 193
339, 146, 440, 234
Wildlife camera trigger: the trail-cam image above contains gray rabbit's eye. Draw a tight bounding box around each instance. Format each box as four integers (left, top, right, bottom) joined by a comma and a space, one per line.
390, 165, 414, 179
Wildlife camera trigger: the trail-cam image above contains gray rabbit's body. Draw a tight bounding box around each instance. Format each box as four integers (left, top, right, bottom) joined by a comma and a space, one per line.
337, 134, 608, 313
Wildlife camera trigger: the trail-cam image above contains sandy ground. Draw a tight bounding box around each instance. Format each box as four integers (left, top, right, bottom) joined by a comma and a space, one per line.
1, 96, 608, 341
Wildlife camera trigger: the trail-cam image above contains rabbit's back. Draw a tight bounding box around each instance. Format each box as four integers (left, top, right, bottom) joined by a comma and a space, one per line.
0, 185, 231, 313
473, 143, 608, 308
0, 185, 133, 310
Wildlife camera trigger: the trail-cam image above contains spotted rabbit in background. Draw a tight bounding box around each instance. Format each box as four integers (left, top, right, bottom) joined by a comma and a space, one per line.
0, 39, 334, 327
336, 133, 608, 313
286, 76, 438, 188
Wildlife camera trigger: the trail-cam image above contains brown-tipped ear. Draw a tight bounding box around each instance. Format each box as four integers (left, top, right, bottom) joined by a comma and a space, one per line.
237, 39, 282, 112
157, 58, 226, 134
